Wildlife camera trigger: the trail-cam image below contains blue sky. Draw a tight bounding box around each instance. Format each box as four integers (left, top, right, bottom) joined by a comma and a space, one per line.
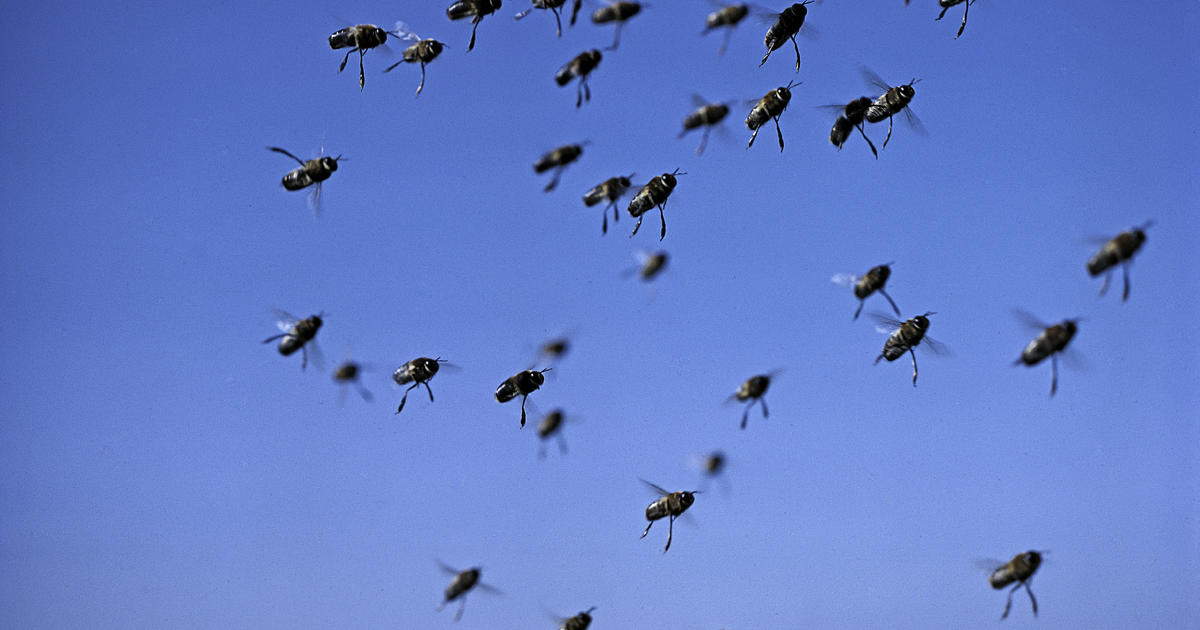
1, 1, 1197, 628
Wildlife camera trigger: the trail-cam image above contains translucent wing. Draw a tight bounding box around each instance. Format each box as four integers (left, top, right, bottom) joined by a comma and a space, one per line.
869, 312, 906, 332
639, 478, 671, 496
271, 309, 300, 332
393, 20, 423, 43
920, 335, 951, 356
831, 272, 859, 287
859, 66, 891, 93
308, 182, 323, 220
1012, 308, 1049, 331
901, 106, 928, 136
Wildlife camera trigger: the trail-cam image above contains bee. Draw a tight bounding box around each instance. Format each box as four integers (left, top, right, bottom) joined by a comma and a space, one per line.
328, 24, 401, 90
495, 368, 551, 427
583, 174, 634, 234
680, 96, 731, 156
703, 4, 751, 56
534, 143, 586, 192
937, 0, 973, 39
759, 1, 815, 72
1087, 222, 1151, 302
393, 357, 448, 414
539, 336, 571, 361
1013, 310, 1079, 397
639, 479, 699, 553
702, 451, 726, 477
746, 80, 800, 151
627, 169, 684, 241
268, 146, 341, 219
515, 0, 567, 38
873, 312, 946, 386
833, 262, 900, 320
556, 606, 597, 630
333, 360, 373, 403
536, 408, 570, 458
446, 0, 502, 52
437, 562, 501, 622
591, 1, 642, 50
728, 372, 777, 430
862, 68, 925, 150
825, 96, 879, 158
987, 551, 1043, 619
556, 49, 602, 108
262, 311, 323, 370
381, 22, 446, 97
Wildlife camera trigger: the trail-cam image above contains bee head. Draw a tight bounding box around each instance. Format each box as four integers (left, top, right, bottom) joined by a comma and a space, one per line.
320, 156, 340, 172
777, 80, 801, 101
427, 40, 445, 55
679, 491, 698, 508
1023, 551, 1043, 570
588, 49, 603, 63
309, 314, 324, 328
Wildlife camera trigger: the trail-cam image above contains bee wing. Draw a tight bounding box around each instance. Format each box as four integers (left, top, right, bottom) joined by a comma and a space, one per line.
267, 146, 306, 165
690, 93, 711, 108
869, 312, 906, 331
475, 581, 503, 596
901, 106, 928, 136
271, 309, 301, 332
392, 20, 422, 42
859, 66, 891, 93
307, 338, 327, 371
831, 272, 860, 287
436, 560, 463, 576
971, 557, 1006, 574
1012, 308, 1049, 331
308, 182, 323, 220
639, 478, 672, 497
920, 335, 951, 357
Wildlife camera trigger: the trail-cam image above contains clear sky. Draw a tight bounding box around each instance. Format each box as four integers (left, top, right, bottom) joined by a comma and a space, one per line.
2, 1, 1197, 628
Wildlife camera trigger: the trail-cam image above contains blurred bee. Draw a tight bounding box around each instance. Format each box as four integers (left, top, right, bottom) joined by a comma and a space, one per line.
680, 95, 731, 156
862, 68, 925, 149
728, 372, 778, 429
832, 262, 900, 320
746, 80, 800, 151
446, 0, 502, 51
873, 312, 946, 386
936, 0, 973, 39
515, 0, 567, 37
539, 336, 571, 362
628, 169, 684, 240
268, 146, 341, 219
536, 408, 571, 458
534, 143, 586, 192
556, 49, 602, 108
1013, 310, 1079, 397
333, 360, 373, 403
583, 174, 634, 234
621, 250, 670, 284
703, 3, 750, 56
328, 24, 401, 90
1087, 222, 1151, 302
393, 357, 448, 414
639, 479, 699, 553
824, 96, 878, 158
986, 551, 1043, 619
382, 22, 446, 97
556, 606, 596, 630
262, 311, 323, 370
495, 368, 552, 427
759, 1, 816, 72
592, 1, 642, 50
437, 562, 501, 622
702, 451, 726, 477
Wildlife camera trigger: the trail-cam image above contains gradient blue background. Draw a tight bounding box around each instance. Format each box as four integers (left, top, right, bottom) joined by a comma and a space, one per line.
2, 1, 1197, 628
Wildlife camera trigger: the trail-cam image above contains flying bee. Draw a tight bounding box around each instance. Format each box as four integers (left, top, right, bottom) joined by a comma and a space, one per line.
703, 4, 750, 56
268, 146, 341, 219
556, 606, 596, 630
873, 312, 947, 386
703, 451, 726, 476
759, 1, 816, 72
495, 368, 551, 427
536, 408, 572, 458
534, 143, 586, 192
680, 95, 731, 156
591, 1, 642, 50
862, 68, 925, 150
627, 169, 684, 240
262, 311, 323, 371
728, 371, 779, 429
437, 562, 501, 622
1013, 310, 1080, 397
936, 0, 973, 39
328, 24, 403, 90
832, 262, 900, 320
583, 174, 634, 234
1087, 221, 1151, 302
556, 49, 602, 108
621, 250, 670, 284
515, 0, 567, 37
639, 479, 699, 553
539, 336, 571, 361
333, 360, 373, 403
823, 96, 879, 158
746, 80, 800, 151
446, 0, 502, 51
381, 22, 445, 97
986, 551, 1043, 619
392, 357, 448, 414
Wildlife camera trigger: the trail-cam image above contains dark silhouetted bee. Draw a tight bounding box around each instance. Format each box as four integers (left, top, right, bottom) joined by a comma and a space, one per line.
268, 146, 341, 219
381, 22, 446, 97
680, 96, 731, 156
873, 312, 946, 386
393, 357, 448, 414
824, 96, 879, 158
536, 408, 571, 458
495, 368, 551, 427
832, 262, 900, 320
937, 0, 972, 39
703, 4, 750, 56
515, 0, 568, 37
862, 68, 925, 149
556, 606, 596, 630
437, 562, 501, 622
759, 2, 815, 72
640, 479, 699, 553
539, 336, 571, 361
333, 360, 373, 403
1013, 310, 1079, 397
534, 143, 586, 192
986, 551, 1043, 619
746, 80, 800, 151
263, 311, 323, 370
583, 174, 634, 234
592, 1, 642, 50
627, 169, 684, 240
328, 24, 402, 90
703, 451, 726, 477
1087, 222, 1151, 302
446, 0, 502, 51
728, 372, 778, 429
556, 49, 602, 108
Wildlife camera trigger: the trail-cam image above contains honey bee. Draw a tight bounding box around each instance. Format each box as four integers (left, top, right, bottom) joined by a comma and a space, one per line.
936, 0, 973, 39
986, 551, 1043, 619
639, 479, 699, 553
703, 4, 750, 56
539, 336, 571, 362
393, 357, 448, 414
536, 408, 570, 458
824, 96, 878, 158
495, 368, 551, 427
262, 311, 323, 371
728, 372, 778, 429
746, 80, 800, 151
702, 451, 726, 477
268, 146, 341, 219
328, 24, 400, 90
446, 0, 502, 51
381, 22, 446, 97
556, 606, 596, 630
1087, 222, 1151, 302
556, 49, 602, 108
862, 68, 925, 150
1013, 310, 1079, 397
759, 1, 816, 72
583, 174, 634, 234
624, 250, 669, 282
591, 1, 643, 51
832, 262, 900, 320
515, 0, 568, 37
333, 360, 373, 403
680, 96, 731, 156
627, 169, 684, 240
437, 562, 501, 622
873, 312, 946, 386
534, 143, 586, 192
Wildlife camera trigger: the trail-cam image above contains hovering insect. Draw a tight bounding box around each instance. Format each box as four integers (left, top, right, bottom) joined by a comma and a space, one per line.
760, 1, 815, 72
556, 606, 596, 630
381, 22, 445, 96
702, 451, 726, 477
640, 479, 699, 553
393, 357, 448, 414
621, 250, 670, 284
495, 368, 551, 427
268, 146, 341, 219
874, 312, 945, 386
328, 24, 403, 90
262, 311, 323, 370
333, 360, 373, 403
833, 262, 900, 320
1013, 311, 1079, 397
703, 4, 751, 56
862, 68, 925, 149
534, 143, 586, 192
583, 174, 635, 234
536, 408, 571, 458
555, 49, 602, 108
825, 96, 879, 158
986, 551, 1043, 619
515, 0, 568, 37
592, 1, 642, 50
728, 372, 777, 429
746, 80, 800, 151
936, 0, 973, 39
1087, 222, 1151, 302
437, 562, 500, 622
627, 169, 683, 240
446, 0, 502, 51
680, 96, 731, 156
539, 336, 572, 362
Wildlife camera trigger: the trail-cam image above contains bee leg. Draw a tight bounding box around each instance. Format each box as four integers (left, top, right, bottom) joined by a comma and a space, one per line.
759, 47, 772, 67
571, 0, 582, 26
545, 168, 562, 192
663, 514, 675, 553
552, 6, 562, 37
909, 347, 918, 387
641, 519, 654, 539
423, 381, 435, 402
657, 205, 666, 241
630, 215, 644, 237
790, 34, 800, 72
395, 383, 419, 414
358, 50, 366, 90
301, 346, 308, 371
576, 80, 584, 108
607, 23, 622, 50
882, 115, 894, 150
1024, 581, 1038, 617
856, 123, 879, 159
1121, 262, 1131, 302
1049, 353, 1058, 397
612, 203, 620, 224
740, 405, 750, 430
936, 5, 950, 20
718, 28, 732, 57
853, 300, 865, 321
696, 128, 710, 156
584, 79, 591, 103
520, 395, 528, 427
955, 0, 969, 39
774, 116, 785, 152
602, 208, 609, 234
557, 434, 568, 455
879, 289, 901, 317
747, 126, 760, 149
873, 352, 886, 365
760, 397, 768, 419
262, 333, 288, 344
338, 49, 353, 73
1098, 270, 1111, 297
454, 597, 467, 622
1001, 582, 1019, 619
415, 63, 426, 97
468, 17, 480, 52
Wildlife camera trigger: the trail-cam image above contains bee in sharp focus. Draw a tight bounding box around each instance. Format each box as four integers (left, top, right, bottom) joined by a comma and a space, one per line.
833, 262, 900, 320
328, 24, 403, 90
1087, 221, 1151, 302
591, 1, 642, 50
556, 606, 597, 630
393, 357, 448, 414
446, 0, 502, 51
936, 0, 974, 39
262, 311, 323, 370
746, 80, 800, 151
515, 0, 568, 37
333, 359, 373, 403
873, 312, 946, 386
639, 479, 699, 553
627, 169, 684, 240
824, 96, 879, 158
759, 1, 816, 72
703, 4, 751, 56
555, 49, 602, 108
728, 372, 778, 429
862, 68, 925, 150
381, 22, 446, 96
680, 95, 731, 156
437, 562, 501, 622
495, 368, 551, 427
536, 408, 571, 458
986, 551, 1043, 619
534, 143, 586, 192
268, 146, 341, 219
1013, 310, 1079, 397
583, 174, 635, 234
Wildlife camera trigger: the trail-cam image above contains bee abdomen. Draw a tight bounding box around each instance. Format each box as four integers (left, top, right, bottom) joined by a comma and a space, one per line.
555, 66, 573, 86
